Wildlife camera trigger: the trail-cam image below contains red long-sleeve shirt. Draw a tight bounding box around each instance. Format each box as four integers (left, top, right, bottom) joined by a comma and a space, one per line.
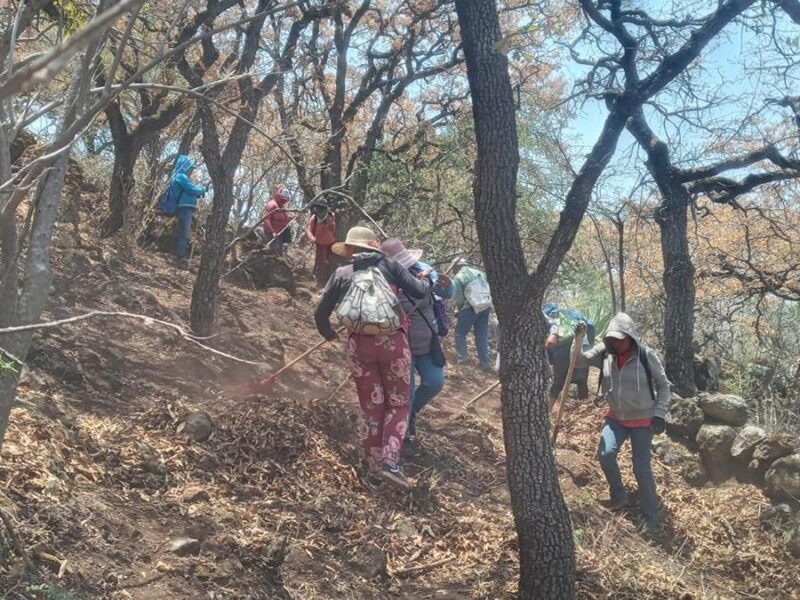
306, 213, 336, 246
261, 192, 290, 234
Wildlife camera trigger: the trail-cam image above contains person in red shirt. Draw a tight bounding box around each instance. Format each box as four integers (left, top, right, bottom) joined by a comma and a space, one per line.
576, 313, 671, 534
306, 203, 336, 287
258, 187, 292, 254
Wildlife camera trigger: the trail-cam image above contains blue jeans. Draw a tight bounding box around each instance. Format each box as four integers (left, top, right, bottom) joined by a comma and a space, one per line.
408, 353, 445, 435
455, 307, 490, 368
597, 418, 659, 527
175, 206, 194, 258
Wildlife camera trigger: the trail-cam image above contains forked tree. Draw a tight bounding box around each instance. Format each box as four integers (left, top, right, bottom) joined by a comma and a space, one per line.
454, 0, 758, 596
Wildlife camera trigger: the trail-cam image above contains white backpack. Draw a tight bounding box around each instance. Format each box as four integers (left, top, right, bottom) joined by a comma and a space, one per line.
465, 276, 492, 313
336, 266, 403, 335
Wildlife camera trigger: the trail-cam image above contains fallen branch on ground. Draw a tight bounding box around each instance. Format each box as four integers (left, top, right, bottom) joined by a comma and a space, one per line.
0, 311, 266, 367
0, 346, 26, 366
393, 556, 456, 577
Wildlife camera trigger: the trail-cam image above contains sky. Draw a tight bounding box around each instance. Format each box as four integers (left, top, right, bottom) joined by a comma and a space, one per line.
554, 2, 800, 203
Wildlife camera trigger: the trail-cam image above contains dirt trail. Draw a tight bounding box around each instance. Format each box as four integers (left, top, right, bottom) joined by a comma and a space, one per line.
1, 239, 797, 599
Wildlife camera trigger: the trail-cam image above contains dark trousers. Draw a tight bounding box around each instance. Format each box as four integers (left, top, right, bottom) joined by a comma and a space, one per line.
175, 206, 194, 258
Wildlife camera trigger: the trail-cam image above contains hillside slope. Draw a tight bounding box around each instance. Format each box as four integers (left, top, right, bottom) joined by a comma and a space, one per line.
0, 226, 797, 599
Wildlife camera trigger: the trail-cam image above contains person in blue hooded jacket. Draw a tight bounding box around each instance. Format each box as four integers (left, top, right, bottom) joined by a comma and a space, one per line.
170, 155, 207, 268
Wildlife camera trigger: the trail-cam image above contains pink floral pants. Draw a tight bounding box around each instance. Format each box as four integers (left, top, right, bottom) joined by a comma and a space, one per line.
347, 330, 411, 472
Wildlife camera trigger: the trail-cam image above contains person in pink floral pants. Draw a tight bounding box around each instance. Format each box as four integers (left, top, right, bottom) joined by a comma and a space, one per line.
348, 332, 412, 473
314, 226, 432, 489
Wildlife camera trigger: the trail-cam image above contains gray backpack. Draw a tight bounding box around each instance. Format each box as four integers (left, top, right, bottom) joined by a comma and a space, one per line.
336, 266, 403, 335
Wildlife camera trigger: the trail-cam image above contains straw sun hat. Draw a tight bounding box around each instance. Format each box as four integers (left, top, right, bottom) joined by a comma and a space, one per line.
331, 226, 383, 256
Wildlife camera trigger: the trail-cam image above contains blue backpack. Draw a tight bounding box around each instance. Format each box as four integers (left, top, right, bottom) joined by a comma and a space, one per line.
158, 185, 178, 217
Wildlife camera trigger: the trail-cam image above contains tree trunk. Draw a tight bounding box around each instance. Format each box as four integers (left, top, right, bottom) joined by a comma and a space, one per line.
178, 117, 201, 156
591, 215, 618, 313
105, 141, 137, 235
0, 115, 18, 324
102, 99, 134, 236
0, 152, 71, 445
616, 218, 626, 312
0, 48, 93, 448
626, 109, 697, 397
454, 0, 576, 596
141, 138, 163, 209
189, 104, 233, 337
501, 303, 577, 598
658, 201, 696, 397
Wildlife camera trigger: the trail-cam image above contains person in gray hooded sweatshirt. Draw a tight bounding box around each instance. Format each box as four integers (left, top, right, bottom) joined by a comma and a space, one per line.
576, 312, 670, 532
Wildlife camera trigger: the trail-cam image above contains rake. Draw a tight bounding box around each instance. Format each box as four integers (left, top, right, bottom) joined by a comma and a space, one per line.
232, 326, 346, 396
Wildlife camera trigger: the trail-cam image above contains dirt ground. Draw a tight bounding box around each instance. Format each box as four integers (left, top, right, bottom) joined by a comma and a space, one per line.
0, 223, 797, 599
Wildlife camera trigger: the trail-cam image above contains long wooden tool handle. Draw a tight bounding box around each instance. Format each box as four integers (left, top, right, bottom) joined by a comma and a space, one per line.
236, 326, 346, 395
465, 380, 500, 408
273, 337, 328, 377
271, 325, 346, 378
551, 329, 584, 446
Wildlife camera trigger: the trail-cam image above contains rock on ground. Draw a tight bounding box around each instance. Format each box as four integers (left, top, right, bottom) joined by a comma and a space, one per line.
764, 454, 800, 502
181, 487, 211, 504
228, 249, 296, 292
348, 543, 387, 580
166, 536, 201, 556
730, 425, 767, 462
653, 438, 706, 487
178, 411, 213, 442
759, 503, 795, 526
666, 396, 704, 440
698, 393, 748, 427
749, 434, 797, 481
694, 354, 721, 392
696, 424, 737, 483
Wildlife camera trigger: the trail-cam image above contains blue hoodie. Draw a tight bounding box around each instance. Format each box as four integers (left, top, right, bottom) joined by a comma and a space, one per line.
170, 155, 206, 209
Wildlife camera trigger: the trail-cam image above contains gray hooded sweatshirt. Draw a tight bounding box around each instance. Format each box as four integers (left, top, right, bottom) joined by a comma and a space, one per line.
578, 313, 671, 421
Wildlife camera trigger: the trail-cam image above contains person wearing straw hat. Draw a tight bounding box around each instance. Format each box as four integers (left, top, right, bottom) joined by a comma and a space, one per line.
575, 313, 670, 534
314, 226, 432, 490
380, 239, 453, 448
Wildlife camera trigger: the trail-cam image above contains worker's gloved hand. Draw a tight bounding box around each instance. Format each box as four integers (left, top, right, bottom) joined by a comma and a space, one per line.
324, 332, 338, 342
651, 417, 666, 435
575, 321, 587, 336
